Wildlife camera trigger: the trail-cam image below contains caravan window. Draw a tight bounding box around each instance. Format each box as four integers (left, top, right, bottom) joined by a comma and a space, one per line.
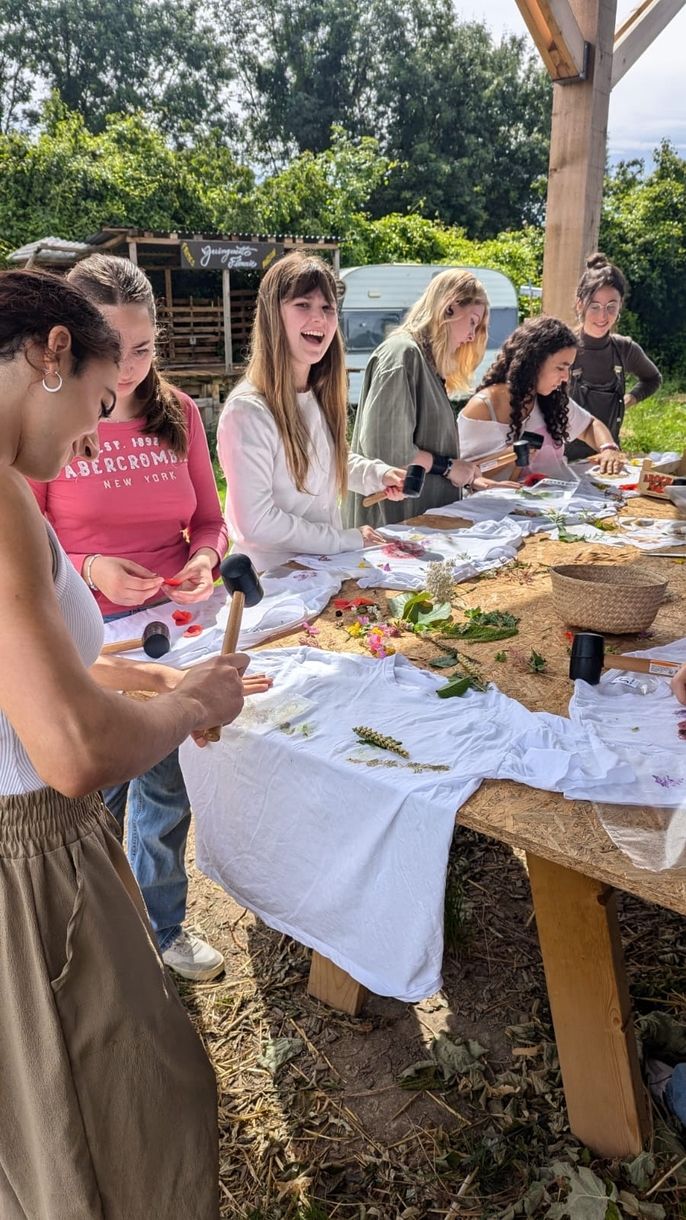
342, 310, 404, 352
487, 309, 518, 351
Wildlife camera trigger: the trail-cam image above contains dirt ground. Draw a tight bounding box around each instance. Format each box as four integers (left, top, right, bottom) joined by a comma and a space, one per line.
183, 825, 686, 1219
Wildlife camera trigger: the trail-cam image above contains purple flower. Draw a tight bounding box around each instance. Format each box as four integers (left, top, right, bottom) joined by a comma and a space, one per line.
653, 774, 684, 789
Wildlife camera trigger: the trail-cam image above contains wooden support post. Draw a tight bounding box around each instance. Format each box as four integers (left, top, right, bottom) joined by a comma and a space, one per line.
222, 269, 233, 373
308, 951, 368, 1016
541, 0, 617, 324
527, 853, 650, 1157
127, 240, 138, 265
164, 267, 175, 362
515, 0, 589, 79
612, 0, 686, 86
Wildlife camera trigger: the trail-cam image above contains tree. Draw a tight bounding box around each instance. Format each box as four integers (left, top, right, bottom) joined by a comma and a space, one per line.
216, 0, 551, 236
0, 104, 253, 252
601, 141, 686, 376
365, 0, 550, 236
249, 127, 393, 237
0, 0, 233, 139
220, 0, 377, 168
0, 0, 32, 133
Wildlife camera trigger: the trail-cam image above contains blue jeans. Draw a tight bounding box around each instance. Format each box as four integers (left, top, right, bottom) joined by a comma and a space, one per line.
102, 606, 190, 951
103, 749, 190, 952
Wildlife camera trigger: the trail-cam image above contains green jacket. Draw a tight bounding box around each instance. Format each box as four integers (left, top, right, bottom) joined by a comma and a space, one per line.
345, 332, 462, 527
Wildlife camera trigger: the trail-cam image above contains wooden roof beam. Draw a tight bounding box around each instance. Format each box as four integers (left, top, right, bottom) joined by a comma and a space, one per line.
612, 0, 686, 86
515, 0, 590, 81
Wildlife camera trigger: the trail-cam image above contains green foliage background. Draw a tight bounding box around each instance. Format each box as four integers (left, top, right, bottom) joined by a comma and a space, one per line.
0, 0, 684, 380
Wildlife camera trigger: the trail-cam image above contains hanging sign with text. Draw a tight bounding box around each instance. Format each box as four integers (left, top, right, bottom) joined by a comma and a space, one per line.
180, 240, 283, 272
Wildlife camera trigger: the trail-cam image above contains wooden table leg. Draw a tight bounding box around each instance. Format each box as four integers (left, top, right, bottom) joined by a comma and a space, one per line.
307, 951, 369, 1016
526, 852, 650, 1157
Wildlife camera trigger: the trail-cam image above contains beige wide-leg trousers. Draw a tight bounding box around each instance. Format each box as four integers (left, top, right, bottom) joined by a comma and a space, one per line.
0, 788, 219, 1219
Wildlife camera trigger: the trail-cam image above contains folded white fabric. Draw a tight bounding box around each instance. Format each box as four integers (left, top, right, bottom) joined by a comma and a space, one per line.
568, 637, 686, 810
294, 520, 525, 590
180, 647, 632, 1001
100, 568, 342, 666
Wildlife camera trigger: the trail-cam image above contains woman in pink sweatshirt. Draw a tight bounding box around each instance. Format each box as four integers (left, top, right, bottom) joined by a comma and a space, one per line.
31, 254, 229, 982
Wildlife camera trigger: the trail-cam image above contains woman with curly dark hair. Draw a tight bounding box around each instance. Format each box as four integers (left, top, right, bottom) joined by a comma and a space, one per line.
458, 316, 627, 478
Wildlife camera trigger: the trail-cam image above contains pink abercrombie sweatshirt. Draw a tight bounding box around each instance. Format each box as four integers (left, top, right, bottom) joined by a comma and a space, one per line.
30, 392, 228, 617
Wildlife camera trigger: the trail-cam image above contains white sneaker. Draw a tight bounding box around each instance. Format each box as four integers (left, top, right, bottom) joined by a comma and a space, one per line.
162, 929, 224, 982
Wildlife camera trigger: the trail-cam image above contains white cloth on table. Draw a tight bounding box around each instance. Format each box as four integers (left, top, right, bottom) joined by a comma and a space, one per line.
293, 519, 524, 591
100, 569, 342, 666
426, 482, 619, 541
568, 638, 686, 871
569, 638, 686, 808
179, 647, 632, 1001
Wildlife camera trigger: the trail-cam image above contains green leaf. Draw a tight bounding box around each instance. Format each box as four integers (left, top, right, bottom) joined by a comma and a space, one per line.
528, 649, 547, 673
257, 1036, 303, 1076
429, 653, 458, 668
622, 1151, 655, 1191
437, 676, 471, 699
431, 1032, 488, 1080
441, 606, 520, 641
388, 592, 452, 631
564, 1166, 615, 1220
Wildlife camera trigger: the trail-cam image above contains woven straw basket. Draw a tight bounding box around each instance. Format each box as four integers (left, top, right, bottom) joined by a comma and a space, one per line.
550, 564, 667, 633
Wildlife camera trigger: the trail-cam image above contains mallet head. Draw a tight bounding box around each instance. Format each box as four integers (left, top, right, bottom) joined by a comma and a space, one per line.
142, 620, 171, 659
513, 440, 530, 468
569, 632, 604, 684
219, 553, 264, 607
521, 430, 544, 452
403, 464, 426, 498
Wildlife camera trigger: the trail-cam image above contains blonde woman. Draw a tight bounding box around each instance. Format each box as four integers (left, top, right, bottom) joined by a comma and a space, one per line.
346, 269, 497, 526
217, 253, 405, 572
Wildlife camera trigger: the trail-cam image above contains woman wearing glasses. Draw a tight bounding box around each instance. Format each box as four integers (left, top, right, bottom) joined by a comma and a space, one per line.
566, 253, 661, 461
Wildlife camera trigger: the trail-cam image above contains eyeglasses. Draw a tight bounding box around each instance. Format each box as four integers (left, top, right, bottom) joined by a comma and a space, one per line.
587, 302, 621, 317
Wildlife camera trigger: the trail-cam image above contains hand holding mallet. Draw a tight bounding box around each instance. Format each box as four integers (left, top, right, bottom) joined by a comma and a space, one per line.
205, 554, 264, 742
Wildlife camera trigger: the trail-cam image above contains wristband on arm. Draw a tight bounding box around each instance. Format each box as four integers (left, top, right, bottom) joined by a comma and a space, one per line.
429, 454, 454, 478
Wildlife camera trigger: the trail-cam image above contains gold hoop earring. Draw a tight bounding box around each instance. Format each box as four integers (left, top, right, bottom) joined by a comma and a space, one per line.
42, 371, 63, 393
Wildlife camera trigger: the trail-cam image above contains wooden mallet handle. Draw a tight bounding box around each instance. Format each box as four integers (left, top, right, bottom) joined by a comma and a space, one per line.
205, 591, 246, 742
362, 489, 388, 507
101, 637, 144, 655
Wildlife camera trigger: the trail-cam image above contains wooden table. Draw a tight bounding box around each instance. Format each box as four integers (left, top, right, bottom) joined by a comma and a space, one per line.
297, 495, 686, 1158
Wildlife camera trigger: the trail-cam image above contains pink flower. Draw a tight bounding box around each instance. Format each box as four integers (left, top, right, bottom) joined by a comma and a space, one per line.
302, 622, 320, 636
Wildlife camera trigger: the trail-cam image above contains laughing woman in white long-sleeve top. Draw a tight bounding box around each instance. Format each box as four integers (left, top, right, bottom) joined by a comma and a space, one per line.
217, 253, 405, 573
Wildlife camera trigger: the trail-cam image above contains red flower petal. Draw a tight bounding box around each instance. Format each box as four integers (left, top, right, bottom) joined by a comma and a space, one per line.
164, 577, 184, 587
184, 624, 203, 637
172, 610, 193, 626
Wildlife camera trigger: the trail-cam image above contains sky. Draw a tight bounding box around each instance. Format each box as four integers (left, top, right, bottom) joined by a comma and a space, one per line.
462, 0, 686, 165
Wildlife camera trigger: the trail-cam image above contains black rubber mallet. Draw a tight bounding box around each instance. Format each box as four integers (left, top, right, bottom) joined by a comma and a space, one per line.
362, 463, 427, 508
206, 553, 264, 742
101, 620, 171, 658
569, 632, 679, 684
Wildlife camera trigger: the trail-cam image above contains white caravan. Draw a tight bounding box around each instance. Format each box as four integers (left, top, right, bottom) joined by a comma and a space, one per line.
340, 263, 519, 405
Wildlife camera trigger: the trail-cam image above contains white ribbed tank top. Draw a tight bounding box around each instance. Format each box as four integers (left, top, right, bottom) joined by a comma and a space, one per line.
0, 522, 104, 794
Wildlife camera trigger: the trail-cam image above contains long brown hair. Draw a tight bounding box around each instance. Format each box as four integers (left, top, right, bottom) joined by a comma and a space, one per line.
398, 269, 489, 392
68, 254, 188, 456
245, 253, 348, 493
